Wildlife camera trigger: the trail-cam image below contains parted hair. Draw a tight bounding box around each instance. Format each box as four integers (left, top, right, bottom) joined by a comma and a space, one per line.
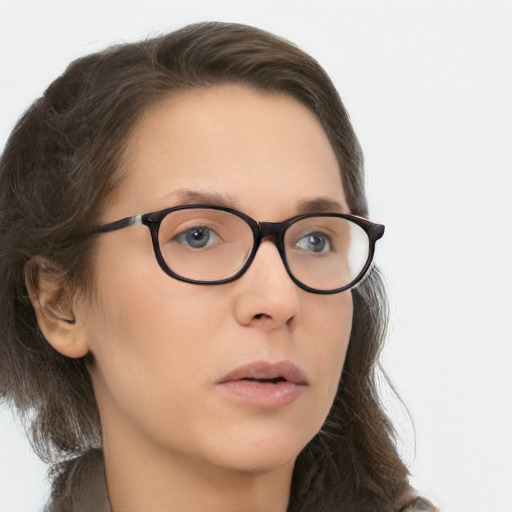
0, 22, 410, 511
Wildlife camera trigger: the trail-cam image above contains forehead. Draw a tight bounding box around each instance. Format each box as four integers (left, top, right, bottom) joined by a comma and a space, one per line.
109, 85, 346, 220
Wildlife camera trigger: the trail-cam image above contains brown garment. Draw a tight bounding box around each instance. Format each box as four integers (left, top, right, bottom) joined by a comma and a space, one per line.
401, 496, 439, 512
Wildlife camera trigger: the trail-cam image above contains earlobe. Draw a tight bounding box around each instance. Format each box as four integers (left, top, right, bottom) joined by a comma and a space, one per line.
24, 256, 89, 359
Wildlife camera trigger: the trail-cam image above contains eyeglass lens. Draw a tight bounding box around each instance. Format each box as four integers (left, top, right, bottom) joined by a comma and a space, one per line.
157, 208, 370, 291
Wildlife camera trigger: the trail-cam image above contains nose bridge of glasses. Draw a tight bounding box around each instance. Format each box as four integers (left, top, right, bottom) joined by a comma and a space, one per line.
258, 221, 284, 240
257, 221, 286, 252
251, 220, 288, 264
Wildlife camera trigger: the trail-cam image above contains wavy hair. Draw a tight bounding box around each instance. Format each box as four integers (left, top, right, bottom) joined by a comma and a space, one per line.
0, 22, 410, 511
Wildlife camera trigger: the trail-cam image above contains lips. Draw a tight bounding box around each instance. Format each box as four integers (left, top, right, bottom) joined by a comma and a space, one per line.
218, 360, 308, 385
216, 360, 307, 409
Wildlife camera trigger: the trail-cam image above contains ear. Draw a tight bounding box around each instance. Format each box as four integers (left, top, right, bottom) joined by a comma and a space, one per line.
24, 256, 89, 359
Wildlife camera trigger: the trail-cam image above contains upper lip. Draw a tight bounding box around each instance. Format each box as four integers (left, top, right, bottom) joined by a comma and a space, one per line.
218, 360, 308, 385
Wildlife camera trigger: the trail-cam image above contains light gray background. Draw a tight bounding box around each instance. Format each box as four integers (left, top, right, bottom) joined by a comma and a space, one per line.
1, 1, 511, 511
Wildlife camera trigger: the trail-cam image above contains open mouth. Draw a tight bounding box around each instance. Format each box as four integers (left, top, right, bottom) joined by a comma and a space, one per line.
219, 360, 308, 386
217, 361, 307, 409
241, 377, 287, 384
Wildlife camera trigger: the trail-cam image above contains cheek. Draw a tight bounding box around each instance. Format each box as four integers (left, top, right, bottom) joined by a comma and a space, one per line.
81, 241, 176, 401
82, 247, 228, 418
83, 285, 202, 447
302, 291, 353, 418
311, 290, 352, 355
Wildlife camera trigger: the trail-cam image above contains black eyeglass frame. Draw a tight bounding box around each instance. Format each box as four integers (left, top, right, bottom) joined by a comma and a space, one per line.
94, 204, 385, 295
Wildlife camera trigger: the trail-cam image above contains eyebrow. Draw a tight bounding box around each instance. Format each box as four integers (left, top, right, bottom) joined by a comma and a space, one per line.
158, 189, 347, 215
296, 197, 347, 214
158, 189, 238, 208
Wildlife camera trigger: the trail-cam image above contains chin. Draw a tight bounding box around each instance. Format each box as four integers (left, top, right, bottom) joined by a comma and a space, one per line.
205, 428, 312, 476
217, 451, 297, 477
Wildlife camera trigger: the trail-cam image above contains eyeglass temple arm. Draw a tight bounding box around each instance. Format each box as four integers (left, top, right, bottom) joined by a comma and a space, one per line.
370, 223, 385, 241
94, 214, 143, 234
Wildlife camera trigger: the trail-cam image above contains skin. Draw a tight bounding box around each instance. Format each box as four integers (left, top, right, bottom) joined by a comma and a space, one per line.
31, 85, 353, 512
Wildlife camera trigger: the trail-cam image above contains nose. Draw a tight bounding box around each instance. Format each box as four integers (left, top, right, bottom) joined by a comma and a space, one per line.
233, 240, 301, 331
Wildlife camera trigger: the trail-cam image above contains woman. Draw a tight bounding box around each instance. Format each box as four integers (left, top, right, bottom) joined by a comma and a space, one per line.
0, 22, 436, 512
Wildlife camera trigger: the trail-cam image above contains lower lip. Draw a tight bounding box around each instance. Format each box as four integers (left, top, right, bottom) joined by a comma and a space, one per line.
217, 380, 304, 409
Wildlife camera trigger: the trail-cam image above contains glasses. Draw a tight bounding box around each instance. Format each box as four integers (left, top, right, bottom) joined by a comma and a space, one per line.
94, 204, 385, 294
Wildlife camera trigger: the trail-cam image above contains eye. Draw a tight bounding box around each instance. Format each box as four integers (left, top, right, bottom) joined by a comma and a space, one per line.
296, 232, 331, 253
175, 226, 220, 249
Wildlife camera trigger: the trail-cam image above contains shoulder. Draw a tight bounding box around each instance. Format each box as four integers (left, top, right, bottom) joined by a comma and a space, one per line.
44, 449, 112, 512
401, 496, 439, 512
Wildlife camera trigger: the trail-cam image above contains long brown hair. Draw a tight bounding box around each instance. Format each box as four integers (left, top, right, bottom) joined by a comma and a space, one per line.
0, 22, 410, 511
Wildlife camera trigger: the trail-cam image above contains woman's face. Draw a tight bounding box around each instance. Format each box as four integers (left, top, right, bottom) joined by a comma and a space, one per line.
82, 85, 353, 476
